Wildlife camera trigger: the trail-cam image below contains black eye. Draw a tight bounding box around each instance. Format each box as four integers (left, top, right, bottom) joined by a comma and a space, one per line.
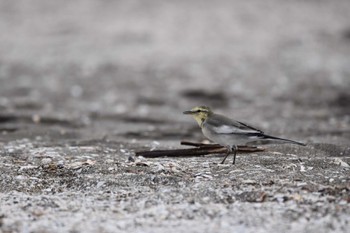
196, 110, 201, 113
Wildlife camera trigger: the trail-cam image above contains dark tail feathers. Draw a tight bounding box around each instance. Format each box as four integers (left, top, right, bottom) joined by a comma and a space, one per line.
262, 134, 306, 146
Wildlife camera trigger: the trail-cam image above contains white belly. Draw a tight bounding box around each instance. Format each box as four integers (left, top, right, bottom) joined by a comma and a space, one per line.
202, 126, 255, 146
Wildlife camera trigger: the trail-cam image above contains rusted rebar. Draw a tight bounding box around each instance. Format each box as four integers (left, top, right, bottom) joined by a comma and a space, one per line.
136, 141, 265, 158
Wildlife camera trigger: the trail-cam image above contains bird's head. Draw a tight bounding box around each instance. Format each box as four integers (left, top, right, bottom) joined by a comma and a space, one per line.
183, 106, 212, 126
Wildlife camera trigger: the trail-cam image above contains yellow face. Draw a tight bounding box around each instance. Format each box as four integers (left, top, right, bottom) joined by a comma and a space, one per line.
183, 106, 212, 126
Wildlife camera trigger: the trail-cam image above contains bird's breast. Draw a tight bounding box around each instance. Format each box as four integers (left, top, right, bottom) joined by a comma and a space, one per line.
202, 125, 221, 143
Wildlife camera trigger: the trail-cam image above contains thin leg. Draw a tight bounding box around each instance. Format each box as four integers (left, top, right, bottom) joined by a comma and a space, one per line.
220, 146, 232, 164
232, 145, 237, 164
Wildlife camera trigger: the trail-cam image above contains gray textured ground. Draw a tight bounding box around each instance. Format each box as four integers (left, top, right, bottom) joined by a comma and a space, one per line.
0, 0, 349, 232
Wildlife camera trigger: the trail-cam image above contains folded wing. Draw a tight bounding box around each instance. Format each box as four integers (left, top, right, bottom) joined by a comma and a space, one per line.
206, 114, 264, 134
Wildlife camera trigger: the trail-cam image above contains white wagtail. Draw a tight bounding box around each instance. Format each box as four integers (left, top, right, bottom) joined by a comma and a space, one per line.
183, 106, 306, 164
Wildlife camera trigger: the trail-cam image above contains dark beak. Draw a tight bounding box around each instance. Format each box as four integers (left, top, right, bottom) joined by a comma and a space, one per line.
183, 110, 193, 115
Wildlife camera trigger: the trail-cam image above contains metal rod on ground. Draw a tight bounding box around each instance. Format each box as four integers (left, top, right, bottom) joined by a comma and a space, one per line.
136, 141, 265, 158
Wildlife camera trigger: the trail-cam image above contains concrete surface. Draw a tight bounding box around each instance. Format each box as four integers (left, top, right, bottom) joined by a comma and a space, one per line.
0, 0, 349, 232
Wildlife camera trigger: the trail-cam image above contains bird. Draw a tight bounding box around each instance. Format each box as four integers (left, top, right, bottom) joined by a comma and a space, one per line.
183, 106, 306, 164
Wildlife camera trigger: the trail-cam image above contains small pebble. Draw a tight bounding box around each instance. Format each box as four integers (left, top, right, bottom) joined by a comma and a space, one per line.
41, 158, 52, 165
105, 159, 114, 164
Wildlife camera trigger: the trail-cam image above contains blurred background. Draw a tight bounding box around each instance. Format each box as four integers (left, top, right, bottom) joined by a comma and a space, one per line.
0, 0, 349, 145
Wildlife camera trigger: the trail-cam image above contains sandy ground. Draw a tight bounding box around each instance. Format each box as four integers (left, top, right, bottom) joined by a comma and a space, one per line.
0, 0, 350, 232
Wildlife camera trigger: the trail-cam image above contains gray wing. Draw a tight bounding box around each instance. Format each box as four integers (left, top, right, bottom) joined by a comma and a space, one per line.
205, 114, 264, 134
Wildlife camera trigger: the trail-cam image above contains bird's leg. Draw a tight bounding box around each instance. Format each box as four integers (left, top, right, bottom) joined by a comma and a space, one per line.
220, 145, 232, 164
232, 145, 237, 165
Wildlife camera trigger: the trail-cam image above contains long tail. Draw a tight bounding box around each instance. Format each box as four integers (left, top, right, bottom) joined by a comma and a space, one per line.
261, 134, 306, 146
